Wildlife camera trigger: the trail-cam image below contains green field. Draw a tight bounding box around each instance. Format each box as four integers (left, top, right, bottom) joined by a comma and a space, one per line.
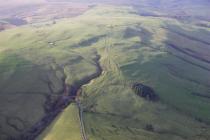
0, 4, 210, 140
37, 104, 82, 140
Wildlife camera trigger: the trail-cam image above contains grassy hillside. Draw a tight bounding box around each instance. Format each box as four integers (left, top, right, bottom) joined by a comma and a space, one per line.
0, 4, 210, 140
78, 5, 210, 140
52, 0, 210, 20
37, 104, 82, 140
0, 14, 101, 139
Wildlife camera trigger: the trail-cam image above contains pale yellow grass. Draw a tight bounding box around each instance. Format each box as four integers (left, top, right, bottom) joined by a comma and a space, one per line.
37, 104, 82, 140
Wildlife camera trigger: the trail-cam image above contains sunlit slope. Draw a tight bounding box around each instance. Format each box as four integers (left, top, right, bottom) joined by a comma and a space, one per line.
37, 104, 82, 140
39, 5, 210, 140
0, 13, 101, 139
0, 5, 210, 140
76, 5, 210, 140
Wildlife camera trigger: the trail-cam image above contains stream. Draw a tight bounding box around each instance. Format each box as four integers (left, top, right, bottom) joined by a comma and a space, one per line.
18, 54, 103, 140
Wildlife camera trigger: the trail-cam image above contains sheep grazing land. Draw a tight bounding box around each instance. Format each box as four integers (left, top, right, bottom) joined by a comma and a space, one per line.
0, 0, 210, 140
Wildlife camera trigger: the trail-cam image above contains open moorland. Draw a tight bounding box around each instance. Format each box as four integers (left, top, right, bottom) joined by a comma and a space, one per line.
0, 2, 91, 31
0, 1, 210, 140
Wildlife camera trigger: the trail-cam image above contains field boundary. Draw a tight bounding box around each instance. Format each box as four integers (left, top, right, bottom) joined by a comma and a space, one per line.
76, 100, 88, 140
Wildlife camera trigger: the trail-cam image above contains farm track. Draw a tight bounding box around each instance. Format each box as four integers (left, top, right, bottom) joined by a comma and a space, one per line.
104, 25, 125, 82
73, 53, 103, 140
76, 101, 88, 140
71, 25, 130, 140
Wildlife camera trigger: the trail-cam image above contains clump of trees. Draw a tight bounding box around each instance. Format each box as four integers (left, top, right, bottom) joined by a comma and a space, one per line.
131, 83, 158, 101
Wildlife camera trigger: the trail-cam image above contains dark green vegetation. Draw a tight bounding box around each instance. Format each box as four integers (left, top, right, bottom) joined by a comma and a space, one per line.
0, 1, 210, 140
131, 83, 158, 101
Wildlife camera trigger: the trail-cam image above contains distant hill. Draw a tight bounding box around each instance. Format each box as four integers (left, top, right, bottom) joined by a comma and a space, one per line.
47, 0, 210, 21
47, 0, 210, 5
0, 0, 46, 6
